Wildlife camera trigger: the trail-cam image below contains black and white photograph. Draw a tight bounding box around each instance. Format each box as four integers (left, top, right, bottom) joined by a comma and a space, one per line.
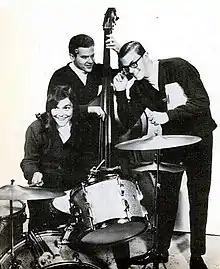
0, 1, 219, 268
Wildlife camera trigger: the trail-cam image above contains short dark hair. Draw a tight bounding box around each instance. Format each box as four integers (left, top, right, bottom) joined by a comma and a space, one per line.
68, 34, 95, 56
118, 41, 146, 59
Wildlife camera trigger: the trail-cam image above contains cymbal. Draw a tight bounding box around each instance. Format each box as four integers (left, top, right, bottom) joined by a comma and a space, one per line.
115, 135, 202, 151
53, 190, 71, 214
0, 200, 24, 217
0, 184, 66, 200
132, 161, 185, 173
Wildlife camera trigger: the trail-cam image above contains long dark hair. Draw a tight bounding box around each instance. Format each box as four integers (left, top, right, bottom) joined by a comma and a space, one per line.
45, 84, 78, 129
37, 84, 79, 153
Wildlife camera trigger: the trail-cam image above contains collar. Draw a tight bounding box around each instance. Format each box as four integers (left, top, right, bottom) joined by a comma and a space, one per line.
145, 60, 159, 91
69, 62, 88, 85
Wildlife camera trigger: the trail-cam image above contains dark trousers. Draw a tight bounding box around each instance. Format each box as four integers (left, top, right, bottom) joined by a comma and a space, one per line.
157, 134, 213, 256
112, 243, 131, 269
118, 133, 213, 261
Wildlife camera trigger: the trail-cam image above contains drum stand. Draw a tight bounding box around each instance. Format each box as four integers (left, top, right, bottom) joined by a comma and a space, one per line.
129, 149, 168, 269
9, 180, 23, 269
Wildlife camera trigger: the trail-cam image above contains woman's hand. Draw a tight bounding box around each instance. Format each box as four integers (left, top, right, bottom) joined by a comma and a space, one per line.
30, 172, 44, 187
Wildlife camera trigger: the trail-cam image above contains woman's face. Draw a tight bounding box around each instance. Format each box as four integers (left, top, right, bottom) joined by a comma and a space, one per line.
51, 97, 73, 127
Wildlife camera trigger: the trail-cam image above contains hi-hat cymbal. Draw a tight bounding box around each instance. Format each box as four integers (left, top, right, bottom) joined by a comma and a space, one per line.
115, 135, 202, 151
0, 184, 66, 200
132, 161, 185, 173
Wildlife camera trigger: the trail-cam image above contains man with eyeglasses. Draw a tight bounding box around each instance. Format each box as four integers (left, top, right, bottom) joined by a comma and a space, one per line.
113, 41, 217, 269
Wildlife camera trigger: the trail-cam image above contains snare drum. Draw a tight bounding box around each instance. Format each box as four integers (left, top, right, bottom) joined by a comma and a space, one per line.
0, 230, 102, 269
70, 176, 148, 244
0, 200, 26, 257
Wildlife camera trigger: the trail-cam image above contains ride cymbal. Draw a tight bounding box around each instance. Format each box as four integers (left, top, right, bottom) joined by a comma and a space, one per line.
115, 135, 201, 151
0, 184, 65, 200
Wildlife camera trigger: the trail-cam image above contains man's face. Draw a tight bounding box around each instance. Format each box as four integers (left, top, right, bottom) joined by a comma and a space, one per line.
73, 46, 95, 73
120, 50, 148, 80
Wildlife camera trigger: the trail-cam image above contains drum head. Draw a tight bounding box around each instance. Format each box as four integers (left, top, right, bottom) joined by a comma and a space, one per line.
81, 221, 146, 244
53, 190, 71, 214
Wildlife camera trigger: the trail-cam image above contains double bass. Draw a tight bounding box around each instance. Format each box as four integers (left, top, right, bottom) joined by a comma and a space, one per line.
67, 8, 148, 245
98, 7, 119, 171
98, 8, 148, 174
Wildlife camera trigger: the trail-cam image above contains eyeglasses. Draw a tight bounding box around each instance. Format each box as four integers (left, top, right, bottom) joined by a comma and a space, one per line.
121, 55, 143, 74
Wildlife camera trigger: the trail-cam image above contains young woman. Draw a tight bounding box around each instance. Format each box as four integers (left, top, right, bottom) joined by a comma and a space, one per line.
21, 84, 85, 231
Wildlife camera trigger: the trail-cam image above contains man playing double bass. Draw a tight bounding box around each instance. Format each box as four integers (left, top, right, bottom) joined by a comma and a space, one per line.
48, 33, 120, 175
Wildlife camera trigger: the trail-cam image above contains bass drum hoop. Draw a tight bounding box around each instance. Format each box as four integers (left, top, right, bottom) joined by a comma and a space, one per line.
0, 230, 101, 269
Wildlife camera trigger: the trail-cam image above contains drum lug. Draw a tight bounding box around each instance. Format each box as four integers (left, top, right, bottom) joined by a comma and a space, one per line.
118, 179, 125, 197
81, 182, 88, 193
70, 204, 83, 225
87, 206, 94, 230
80, 184, 95, 230
135, 181, 143, 200
122, 198, 131, 220
123, 199, 130, 211
38, 252, 53, 267
72, 251, 82, 263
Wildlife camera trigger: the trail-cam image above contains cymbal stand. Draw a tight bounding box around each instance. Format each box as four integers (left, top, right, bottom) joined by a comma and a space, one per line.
9, 179, 23, 269
152, 149, 167, 269
130, 150, 167, 269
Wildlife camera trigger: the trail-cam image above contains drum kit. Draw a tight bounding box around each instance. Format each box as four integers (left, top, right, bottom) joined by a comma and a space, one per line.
0, 135, 201, 269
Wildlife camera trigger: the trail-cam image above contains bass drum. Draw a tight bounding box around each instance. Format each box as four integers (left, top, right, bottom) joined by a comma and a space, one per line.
0, 200, 26, 258
0, 230, 103, 269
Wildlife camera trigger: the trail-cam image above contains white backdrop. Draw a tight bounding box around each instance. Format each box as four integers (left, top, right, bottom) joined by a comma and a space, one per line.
0, 0, 219, 234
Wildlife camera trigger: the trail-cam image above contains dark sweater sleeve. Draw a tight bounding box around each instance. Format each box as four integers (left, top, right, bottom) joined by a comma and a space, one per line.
115, 83, 150, 130
20, 121, 42, 183
166, 59, 210, 121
